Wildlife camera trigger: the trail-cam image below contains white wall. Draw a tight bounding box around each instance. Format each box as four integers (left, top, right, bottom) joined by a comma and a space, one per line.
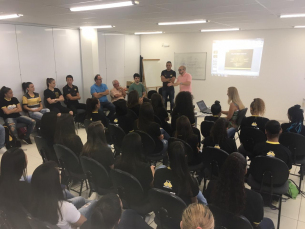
140, 30, 305, 122
0, 24, 83, 104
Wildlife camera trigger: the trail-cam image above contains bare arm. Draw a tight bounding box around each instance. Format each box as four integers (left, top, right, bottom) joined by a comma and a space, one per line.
170, 76, 176, 83
66, 93, 80, 101
23, 105, 33, 112
221, 111, 229, 115
57, 95, 65, 102
2, 107, 19, 115
71, 215, 87, 228
161, 75, 171, 83
191, 196, 198, 204
226, 103, 238, 120
93, 90, 109, 99
46, 98, 56, 104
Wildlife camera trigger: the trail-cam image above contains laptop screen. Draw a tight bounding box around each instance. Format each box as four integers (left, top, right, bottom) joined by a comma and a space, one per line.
197, 100, 207, 111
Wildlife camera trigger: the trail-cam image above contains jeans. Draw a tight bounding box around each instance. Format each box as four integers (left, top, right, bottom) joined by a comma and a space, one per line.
0, 125, 5, 149
227, 127, 236, 138
197, 191, 208, 205
5, 116, 36, 139
162, 87, 175, 111
99, 101, 116, 121
28, 108, 50, 120
161, 128, 170, 140
160, 139, 168, 165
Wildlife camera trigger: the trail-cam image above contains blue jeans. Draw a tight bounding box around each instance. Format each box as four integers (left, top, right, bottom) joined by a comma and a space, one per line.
5, 116, 36, 139
28, 108, 50, 120
197, 191, 208, 205
227, 127, 236, 138
161, 128, 170, 140
162, 87, 175, 111
0, 125, 5, 149
160, 139, 168, 165
99, 101, 115, 120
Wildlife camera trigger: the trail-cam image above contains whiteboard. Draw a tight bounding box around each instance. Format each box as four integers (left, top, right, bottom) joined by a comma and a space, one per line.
143, 60, 162, 88
174, 52, 207, 80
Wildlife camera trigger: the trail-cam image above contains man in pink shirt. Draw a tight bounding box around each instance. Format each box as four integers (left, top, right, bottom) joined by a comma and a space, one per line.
110, 80, 126, 102
168, 66, 192, 93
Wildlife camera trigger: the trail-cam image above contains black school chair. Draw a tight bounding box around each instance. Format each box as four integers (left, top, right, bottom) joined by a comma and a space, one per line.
247, 156, 289, 229
235, 108, 248, 139
34, 135, 58, 163
154, 115, 162, 126
110, 169, 152, 216
149, 188, 187, 229
200, 120, 214, 138
209, 204, 253, 229
108, 123, 126, 156
147, 90, 157, 99
84, 119, 92, 133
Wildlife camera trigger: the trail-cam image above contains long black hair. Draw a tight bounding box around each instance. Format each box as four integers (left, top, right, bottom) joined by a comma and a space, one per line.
54, 114, 77, 145
168, 141, 193, 196
137, 102, 154, 131
211, 152, 247, 216
210, 118, 229, 144
287, 105, 304, 133
175, 115, 194, 141
22, 82, 33, 94
0, 86, 11, 99
127, 90, 139, 108
115, 132, 143, 174
82, 122, 108, 157
172, 91, 194, 121
151, 93, 165, 112
86, 98, 99, 119
30, 161, 64, 225
211, 100, 221, 116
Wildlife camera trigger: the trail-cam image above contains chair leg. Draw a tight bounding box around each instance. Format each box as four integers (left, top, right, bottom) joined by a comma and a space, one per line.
277, 195, 282, 229
299, 164, 303, 191
79, 179, 84, 196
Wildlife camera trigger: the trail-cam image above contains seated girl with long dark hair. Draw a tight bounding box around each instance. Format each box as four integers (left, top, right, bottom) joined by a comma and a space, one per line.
85, 98, 109, 127
204, 152, 274, 229
151, 93, 171, 134
127, 90, 142, 117
281, 104, 305, 136
203, 118, 237, 155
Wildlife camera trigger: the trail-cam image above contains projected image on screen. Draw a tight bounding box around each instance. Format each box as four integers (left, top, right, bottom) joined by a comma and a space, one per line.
211, 39, 264, 77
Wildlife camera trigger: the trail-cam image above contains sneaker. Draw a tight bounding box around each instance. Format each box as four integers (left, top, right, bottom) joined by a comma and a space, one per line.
0, 146, 7, 154
22, 138, 32, 145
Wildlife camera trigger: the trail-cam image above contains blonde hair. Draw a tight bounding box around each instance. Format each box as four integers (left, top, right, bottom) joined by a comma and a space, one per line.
227, 87, 245, 110
181, 204, 214, 229
250, 98, 265, 116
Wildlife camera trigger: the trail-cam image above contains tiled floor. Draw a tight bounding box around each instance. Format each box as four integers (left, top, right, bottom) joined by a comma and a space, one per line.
1, 116, 304, 229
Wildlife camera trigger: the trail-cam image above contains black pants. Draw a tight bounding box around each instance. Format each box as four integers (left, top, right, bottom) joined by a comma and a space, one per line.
50, 105, 71, 115
68, 103, 87, 123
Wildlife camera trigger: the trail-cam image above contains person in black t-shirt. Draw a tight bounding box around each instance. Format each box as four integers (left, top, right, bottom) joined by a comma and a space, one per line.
86, 98, 109, 128
127, 90, 141, 117
112, 99, 134, 134
82, 122, 114, 172
154, 141, 207, 206
203, 118, 237, 155
281, 104, 305, 136
115, 132, 154, 194
241, 98, 269, 133
63, 75, 87, 123
161, 61, 176, 111
0, 86, 35, 144
253, 120, 292, 169
44, 78, 73, 116
204, 152, 274, 228
204, 100, 221, 122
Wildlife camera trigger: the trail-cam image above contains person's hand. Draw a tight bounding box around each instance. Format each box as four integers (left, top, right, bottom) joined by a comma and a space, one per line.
139, 97, 144, 104
78, 95, 81, 100
118, 86, 123, 91
167, 82, 173, 87
150, 165, 155, 171
159, 134, 164, 140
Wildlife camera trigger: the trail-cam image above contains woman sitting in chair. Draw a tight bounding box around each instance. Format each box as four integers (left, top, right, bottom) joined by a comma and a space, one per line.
281, 104, 305, 136
85, 98, 109, 128
114, 132, 154, 194
202, 118, 237, 155
127, 90, 142, 117
151, 93, 171, 134
205, 100, 221, 122
241, 98, 269, 133
204, 152, 274, 229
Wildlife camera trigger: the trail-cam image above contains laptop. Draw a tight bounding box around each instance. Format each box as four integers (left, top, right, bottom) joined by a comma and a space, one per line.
197, 100, 212, 114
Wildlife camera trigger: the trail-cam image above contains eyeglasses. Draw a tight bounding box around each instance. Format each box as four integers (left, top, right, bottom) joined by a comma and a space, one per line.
178, 69, 183, 71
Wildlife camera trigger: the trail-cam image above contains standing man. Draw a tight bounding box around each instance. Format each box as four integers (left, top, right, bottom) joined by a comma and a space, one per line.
110, 80, 126, 103
128, 73, 146, 99
161, 61, 176, 111
91, 74, 115, 120
63, 75, 87, 123
168, 66, 192, 93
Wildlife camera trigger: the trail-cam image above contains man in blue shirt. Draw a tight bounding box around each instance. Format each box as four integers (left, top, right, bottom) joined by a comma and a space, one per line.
91, 74, 115, 120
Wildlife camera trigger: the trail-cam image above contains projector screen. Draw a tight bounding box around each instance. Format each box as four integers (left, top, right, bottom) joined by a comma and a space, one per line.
211, 39, 264, 77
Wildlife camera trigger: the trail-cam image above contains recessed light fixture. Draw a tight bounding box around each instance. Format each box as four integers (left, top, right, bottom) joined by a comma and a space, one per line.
201, 28, 240, 32
70, 1, 139, 12
294, 25, 305, 28
134, 31, 163, 35
80, 25, 114, 29
158, 20, 207, 25
280, 14, 305, 18
0, 14, 23, 20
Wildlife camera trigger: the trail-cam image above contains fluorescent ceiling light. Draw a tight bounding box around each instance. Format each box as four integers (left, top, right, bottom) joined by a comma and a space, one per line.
294, 25, 305, 28
201, 28, 240, 32
80, 25, 114, 29
134, 31, 163, 35
0, 14, 23, 20
70, 1, 139, 12
158, 20, 207, 25
280, 14, 305, 18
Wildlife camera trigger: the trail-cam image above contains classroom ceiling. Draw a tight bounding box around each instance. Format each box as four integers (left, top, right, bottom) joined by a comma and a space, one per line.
0, 0, 305, 34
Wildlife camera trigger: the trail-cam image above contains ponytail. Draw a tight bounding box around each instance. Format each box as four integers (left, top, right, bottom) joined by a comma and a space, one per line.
46, 78, 54, 88
22, 82, 33, 94
0, 86, 11, 99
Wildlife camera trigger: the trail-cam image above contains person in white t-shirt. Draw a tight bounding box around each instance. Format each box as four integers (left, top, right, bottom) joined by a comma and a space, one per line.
30, 161, 97, 229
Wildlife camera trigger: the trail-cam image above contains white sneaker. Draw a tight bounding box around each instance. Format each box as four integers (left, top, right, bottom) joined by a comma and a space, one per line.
0, 146, 7, 154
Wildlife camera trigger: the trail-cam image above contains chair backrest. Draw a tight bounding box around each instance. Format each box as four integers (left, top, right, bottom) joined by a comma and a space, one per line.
80, 156, 112, 192
148, 90, 158, 99
209, 204, 253, 229
235, 108, 248, 127
158, 87, 163, 95
201, 147, 229, 177
239, 127, 266, 152
135, 130, 156, 156
108, 124, 126, 153
250, 156, 289, 187
200, 120, 215, 138
169, 137, 193, 162
127, 109, 138, 119
279, 132, 305, 160
53, 144, 82, 174
84, 119, 92, 133
34, 135, 58, 163
154, 115, 162, 126
149, 188, 187, 229
110, 169, 145, 205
